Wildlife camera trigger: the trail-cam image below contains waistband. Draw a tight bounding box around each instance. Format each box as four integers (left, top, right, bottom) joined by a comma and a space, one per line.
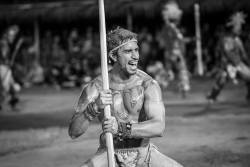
99, 135, 150, 149
114, 138, 149, 149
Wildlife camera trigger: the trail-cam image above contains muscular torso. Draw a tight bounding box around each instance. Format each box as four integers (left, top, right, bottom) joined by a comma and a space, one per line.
93, 70, 154, 148
98, 75, 148, 123
70, 69, 164, 149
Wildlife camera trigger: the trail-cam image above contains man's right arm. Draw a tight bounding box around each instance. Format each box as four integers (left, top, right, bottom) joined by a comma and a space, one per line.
68, 82, 99, 139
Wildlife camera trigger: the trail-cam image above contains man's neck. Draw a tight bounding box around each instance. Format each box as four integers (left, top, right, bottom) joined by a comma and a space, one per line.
110, 64, 136, 84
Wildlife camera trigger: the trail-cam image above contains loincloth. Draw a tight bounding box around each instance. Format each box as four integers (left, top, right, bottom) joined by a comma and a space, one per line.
89, 143, 183, 167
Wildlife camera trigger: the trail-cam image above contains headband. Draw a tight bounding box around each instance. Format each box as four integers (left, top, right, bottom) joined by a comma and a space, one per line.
108, 39, 138, 58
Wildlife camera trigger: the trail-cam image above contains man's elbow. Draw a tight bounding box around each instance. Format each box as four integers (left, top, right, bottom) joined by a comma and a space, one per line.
155, 122, 165, 137
68, 127, 84, 139
69, 131, 79, 139
156, 126, 165, 137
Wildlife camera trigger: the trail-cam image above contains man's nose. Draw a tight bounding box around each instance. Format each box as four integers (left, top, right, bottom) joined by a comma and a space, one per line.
131, 51, 139, 60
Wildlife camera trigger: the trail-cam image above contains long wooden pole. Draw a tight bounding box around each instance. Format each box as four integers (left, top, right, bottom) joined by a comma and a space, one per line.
34, 19, 40, 62
194, 4, 203, 76
98, 0, 116, 167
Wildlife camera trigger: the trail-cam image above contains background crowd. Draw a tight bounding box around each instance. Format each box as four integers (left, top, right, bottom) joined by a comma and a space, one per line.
1, 22, 250, 89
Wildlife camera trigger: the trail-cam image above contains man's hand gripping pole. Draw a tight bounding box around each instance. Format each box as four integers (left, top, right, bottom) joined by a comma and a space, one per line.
98, 0, 116, 167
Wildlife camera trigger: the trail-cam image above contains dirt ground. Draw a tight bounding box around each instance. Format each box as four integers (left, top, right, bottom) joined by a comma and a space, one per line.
0, 78, 250, 167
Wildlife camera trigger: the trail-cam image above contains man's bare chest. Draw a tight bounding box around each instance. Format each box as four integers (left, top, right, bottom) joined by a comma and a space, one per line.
110, 85, 145, 122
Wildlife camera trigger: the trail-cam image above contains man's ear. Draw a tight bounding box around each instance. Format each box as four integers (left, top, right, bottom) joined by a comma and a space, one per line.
109, 52, 117, 62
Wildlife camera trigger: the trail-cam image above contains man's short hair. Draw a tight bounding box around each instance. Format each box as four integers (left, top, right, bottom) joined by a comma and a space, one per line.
107, 27, 138, 53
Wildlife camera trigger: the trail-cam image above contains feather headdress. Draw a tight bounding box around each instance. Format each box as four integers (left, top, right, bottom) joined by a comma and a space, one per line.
226, 11, 247, 34
162, 1, 182, 23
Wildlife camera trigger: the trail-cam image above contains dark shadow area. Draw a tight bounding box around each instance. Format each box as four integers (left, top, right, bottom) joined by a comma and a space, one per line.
0, 110, 73, 131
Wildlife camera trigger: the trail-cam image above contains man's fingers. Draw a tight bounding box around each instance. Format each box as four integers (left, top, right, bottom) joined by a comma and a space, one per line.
102, 98, 112, 104
100, 90, 112, 97
102, 117, 118, 135
102, 127, 115, 134
103, 124, 112, 129
102, 118, 115, 127
102, 125, 113, 133
99, 93, 112, 105
102, 89, 112, 94
102, 119, 112, 125
97, 90, 113, 109
103, 129, 112, 133
100, 93, 112, 98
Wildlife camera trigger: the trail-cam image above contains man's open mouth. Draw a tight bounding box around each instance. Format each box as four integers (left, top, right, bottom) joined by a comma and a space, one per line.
128, 61, 138, 66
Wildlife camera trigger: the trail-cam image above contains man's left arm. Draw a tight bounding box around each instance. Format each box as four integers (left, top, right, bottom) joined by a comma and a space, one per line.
130, 80, 165, 138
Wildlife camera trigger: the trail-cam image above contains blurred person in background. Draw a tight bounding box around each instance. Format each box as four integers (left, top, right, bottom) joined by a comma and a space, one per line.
40, 31, 53, 68
45, 35, 67, 89
0, 25, 22, 110
159, 0, 190, 98
24, 59, 44, 88
68, 28, 81, 61
147, 60, 170, 89
68, 27, 183, 167
207, 12, 250, 103
79, 27, 96, 84
138, 27, 153, 70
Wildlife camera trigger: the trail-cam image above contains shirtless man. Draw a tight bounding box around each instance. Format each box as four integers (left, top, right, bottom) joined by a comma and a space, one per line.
68, 27, 183, 167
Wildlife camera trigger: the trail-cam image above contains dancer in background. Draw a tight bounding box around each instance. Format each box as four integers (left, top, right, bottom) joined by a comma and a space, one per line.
159, 0, 190, 98
0, 25, 22, 110
207, 12, 250, 103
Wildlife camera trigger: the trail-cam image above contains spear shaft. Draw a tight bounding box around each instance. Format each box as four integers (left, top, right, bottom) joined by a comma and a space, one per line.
194, 4, 203, 76
98, 0, 116, 166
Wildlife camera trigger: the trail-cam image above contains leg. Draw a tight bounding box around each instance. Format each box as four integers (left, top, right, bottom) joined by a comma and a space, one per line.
164, 51, 175, 81
8, 84, 19, 109
207, 70, 228, 102
236, 63, 250, 101
176, 56, 190, 98
149, 145, 183, 167
80, 150, 108, 167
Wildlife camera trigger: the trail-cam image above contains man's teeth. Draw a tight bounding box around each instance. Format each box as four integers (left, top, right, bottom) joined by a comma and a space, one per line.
129, 62, 137, 65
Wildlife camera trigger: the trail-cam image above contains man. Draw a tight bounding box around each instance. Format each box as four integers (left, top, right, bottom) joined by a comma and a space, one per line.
68, 27, 183, 167
0, 25, 21, 110
207, 12, 250, 103
159, 0, 190, 98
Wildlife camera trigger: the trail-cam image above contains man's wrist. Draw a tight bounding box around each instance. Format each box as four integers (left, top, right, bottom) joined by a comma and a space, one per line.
117, 122, 132, 139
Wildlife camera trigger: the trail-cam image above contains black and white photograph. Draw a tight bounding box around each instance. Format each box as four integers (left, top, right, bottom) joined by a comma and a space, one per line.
0, 0, 250, 167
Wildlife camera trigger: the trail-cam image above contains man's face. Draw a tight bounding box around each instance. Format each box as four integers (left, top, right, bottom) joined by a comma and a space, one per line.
116, 41, 139, 75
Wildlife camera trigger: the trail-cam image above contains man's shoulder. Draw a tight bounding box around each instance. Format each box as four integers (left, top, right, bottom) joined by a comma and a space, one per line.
136, 69, 152, 81
136, 70, 159, 89
86, 70, 158, 89
82, 75, 103, 90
